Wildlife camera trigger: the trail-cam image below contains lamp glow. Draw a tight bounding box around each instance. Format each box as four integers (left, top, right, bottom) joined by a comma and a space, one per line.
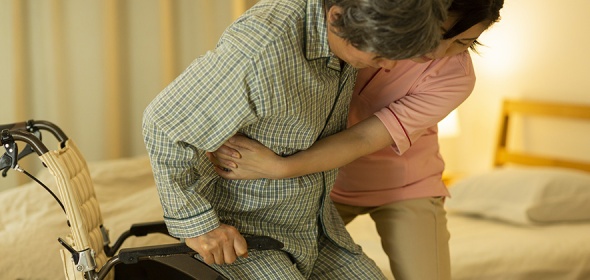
438, 110, 461, 138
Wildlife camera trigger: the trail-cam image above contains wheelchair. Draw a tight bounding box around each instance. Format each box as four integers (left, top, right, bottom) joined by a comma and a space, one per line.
1, 120, 283, 280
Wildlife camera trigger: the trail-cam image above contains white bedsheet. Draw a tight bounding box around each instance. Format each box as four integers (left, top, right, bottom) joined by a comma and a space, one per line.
448, 212, 590, 280
0, 156, 176, 280
349, 210, 590, 280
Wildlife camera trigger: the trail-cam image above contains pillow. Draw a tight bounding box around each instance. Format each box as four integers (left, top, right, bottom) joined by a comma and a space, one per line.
445, 167, 590, 225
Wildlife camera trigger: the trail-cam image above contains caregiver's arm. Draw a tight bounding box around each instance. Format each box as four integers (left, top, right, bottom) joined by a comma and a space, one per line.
209, 116, 393, 180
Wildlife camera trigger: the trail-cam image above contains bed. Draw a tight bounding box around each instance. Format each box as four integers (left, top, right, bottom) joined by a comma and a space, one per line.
2, 99, 590, 280
444, 99, 590, 280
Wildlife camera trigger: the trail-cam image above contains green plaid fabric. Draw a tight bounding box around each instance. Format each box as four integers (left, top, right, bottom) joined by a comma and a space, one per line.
143, 0, 382, 278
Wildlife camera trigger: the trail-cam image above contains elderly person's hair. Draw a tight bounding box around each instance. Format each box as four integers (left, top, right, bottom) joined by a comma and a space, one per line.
325, 0, 451, 60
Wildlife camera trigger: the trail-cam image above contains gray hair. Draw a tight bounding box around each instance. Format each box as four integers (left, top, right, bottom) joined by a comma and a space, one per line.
325, 0, 451, 60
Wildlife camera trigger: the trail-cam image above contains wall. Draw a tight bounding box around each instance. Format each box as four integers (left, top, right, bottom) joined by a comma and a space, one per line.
0, 0, 257, 190
3, 0, 590, 189
442, 0, 590, 176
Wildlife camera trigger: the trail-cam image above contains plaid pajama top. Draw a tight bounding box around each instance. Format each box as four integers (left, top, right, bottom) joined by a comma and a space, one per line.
142, 0, 361, 275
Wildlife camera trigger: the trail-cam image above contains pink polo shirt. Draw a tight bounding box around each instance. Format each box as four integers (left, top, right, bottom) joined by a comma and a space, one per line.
331, 51, 475, 207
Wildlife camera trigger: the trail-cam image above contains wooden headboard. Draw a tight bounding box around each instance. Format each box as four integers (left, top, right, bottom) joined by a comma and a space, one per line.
494, 99, 590, 172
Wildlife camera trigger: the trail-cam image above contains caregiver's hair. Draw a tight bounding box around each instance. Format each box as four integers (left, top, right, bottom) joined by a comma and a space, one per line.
444, 0, 504, 50
325, 0, 451, 60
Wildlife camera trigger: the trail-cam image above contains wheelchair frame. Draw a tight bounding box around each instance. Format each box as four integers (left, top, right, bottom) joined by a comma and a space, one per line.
1, 120, 283, 280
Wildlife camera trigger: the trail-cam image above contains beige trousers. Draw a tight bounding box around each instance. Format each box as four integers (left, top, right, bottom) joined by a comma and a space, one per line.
335, 197, 451, 280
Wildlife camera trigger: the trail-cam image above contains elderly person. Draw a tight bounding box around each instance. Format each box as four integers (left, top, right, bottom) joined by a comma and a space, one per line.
142, 0, 448, 278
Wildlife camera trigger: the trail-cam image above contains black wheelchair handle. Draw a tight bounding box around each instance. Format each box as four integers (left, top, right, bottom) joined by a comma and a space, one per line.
1, 129, 49, 156
0, 120, 68, 142
0, 121, 28, 132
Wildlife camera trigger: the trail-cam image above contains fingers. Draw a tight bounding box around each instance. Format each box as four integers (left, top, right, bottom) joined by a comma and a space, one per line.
215, 144, 241, 159
205, 152, 220, 166
207, 244, 225, 265
188, 225, 248, 265
207, 151, 237, 170
222, 238, 239, 264
186, 237, 216, 265
234, 235, 248, 258
195, 241, 231, 265
213, 165, 237, 179
228, 134, 262, 150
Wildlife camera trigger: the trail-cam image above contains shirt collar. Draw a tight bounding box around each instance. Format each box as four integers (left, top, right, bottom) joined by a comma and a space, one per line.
304, 0, 342, 71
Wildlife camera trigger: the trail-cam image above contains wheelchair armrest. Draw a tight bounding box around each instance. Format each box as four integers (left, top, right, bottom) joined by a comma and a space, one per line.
98, 236, 283, 280
118, 234, 285, 265
107, 221, 175, 256
117, 235, 284, 264
118, 243, 194, 264
129, 221, 171, 237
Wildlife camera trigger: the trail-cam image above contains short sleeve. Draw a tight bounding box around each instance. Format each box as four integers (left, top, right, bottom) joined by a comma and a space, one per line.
374, 52, 475, 154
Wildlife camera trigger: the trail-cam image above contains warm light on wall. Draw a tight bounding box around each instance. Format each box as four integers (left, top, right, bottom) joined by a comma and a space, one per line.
439, 109, 461, 138
232, 0, 246, 20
